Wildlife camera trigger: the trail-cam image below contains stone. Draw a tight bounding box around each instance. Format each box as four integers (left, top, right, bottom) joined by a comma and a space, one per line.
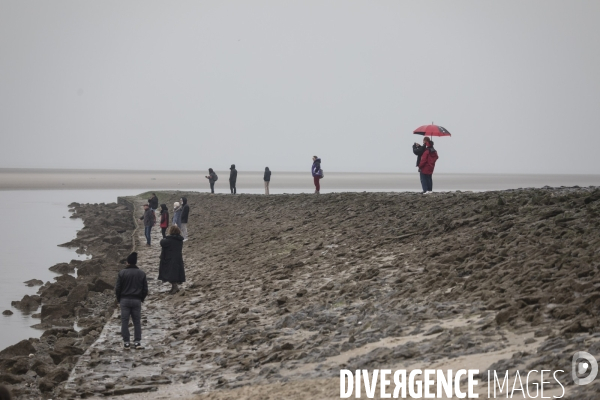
90, 278, 114, 292
0, 340, 36, 359
41, 302, 77, 322
24, 279, 44, 286
11, 295, 42, 312
49, 262, 75, 274
67, 284, 89, 303
2, 310, 13, 316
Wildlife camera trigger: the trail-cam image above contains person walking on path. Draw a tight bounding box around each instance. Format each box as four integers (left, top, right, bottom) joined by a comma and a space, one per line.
180, 197, 189, 241
148, 193, 159, 211
311, 156, 323, 194
205, 168, 218, 194
158, 225, 186, 294
115, 252, 148, 350
418, 139, 439, 194
229, 164, 237, 194
159, 204, 169, 238
172, 201, 182, 228
139, 204, 155, 246
264, 167, 271, 195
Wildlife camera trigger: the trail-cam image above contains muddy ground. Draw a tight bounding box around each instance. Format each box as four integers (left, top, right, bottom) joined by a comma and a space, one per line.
3, 187, 600, 399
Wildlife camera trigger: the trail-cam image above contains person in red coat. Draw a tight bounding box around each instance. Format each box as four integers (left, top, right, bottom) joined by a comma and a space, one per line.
159, 204, 169, 238
418, 139, 438, 194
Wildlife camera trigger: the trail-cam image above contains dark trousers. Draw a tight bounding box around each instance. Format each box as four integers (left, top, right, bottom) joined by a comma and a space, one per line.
420, 172, 433, 193
161, 227, 166, 238
209, 181, 215, 193
313, 176, 320, 192
144, 226, 152, 244
230, 181, 236, 194
120, 298, 142, 343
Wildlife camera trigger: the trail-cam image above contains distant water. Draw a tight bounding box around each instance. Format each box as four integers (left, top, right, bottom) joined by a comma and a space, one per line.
0, 190, 143, 350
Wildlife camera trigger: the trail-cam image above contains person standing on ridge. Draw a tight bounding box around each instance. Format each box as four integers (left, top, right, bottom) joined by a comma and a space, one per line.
159, 204, 169, 238
264, 167, 271, 195
413, 137, 428, 167
115, 252, 148, 350
418, 139, 439, 194
158, 225, 186, 294
139, 204, 155, 246
172, 201, 182, 228
205, 168, 218, 194
229, 164, 237, 194
311, 156, 323, 194
148, 193, 158, 211
179, 197, 190, 241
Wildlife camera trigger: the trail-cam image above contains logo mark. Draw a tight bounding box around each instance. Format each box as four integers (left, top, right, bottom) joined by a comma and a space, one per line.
572, 351, 598, 385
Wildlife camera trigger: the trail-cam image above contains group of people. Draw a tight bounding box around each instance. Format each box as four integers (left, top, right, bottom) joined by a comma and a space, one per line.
114, 146, 435, 354
141, 194, 190, 246
117, 195, 189, 349
202, 156, 324, 195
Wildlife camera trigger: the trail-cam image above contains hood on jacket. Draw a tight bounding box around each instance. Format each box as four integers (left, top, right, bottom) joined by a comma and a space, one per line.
181, 197, 187, 205
265, 167, 270, 171
160, 204, 168, 212
230, 164, 236, 170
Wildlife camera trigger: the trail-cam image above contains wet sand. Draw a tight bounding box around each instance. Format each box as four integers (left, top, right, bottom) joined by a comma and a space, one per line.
1, 168, 600, 191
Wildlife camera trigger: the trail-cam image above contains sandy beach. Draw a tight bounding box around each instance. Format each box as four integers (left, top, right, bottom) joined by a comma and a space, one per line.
1, 168, 600, 191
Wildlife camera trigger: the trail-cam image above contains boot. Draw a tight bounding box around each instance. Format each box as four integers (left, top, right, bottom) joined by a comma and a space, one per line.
169, 283, 179, 294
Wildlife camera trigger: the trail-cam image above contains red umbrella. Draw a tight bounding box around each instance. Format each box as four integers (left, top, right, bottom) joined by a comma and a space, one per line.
413, 123, 451, 137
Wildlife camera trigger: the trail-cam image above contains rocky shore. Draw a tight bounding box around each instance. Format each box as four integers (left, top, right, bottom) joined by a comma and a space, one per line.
0, 201, 135, 399
3, 187, 600, 399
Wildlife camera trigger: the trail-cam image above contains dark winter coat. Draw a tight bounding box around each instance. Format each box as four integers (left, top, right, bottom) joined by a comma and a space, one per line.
115, 266, 148, 302
413, 144, 426, 167
229, 165, 237, 183
419, 145, 439, 175
311, 158, 322, 178
180, 197, 190, 223
148, 195, 158, 210
264, 168, 271, 182
140, 208, 155, 227
208, 171, 217, 183
158, 235, 186, 283
160, 209, 169, 229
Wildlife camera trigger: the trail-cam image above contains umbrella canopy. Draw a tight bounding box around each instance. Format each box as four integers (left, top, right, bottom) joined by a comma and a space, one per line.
413, 124, 452, 137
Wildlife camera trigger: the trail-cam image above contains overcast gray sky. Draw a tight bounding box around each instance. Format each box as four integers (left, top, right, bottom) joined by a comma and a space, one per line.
1, 1, 599, 174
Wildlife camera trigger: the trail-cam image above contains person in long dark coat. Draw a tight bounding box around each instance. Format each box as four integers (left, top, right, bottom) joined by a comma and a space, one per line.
158, 225, 186, 294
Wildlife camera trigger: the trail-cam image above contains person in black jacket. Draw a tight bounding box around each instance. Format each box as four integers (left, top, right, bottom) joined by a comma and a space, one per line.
205, 168, 217, 194
115, 252, 148, 350
229, 164, 237, 194
148, 193, 159, 211
159, 225, 186, 294
413, 138, 433, 167
139, 204, 155, 246
179, 197, 190, 241
264, 167, 271, 195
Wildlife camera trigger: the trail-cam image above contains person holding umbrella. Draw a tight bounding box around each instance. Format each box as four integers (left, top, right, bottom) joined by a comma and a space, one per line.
418, 138, 438, 194
412, 123, 450, 194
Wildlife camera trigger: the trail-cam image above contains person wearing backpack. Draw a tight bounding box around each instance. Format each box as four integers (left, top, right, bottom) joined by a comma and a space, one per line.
418, 139, 439, 194
264, 167, 271, 195
311, 156, 323, 194
205, 168, 218, 194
